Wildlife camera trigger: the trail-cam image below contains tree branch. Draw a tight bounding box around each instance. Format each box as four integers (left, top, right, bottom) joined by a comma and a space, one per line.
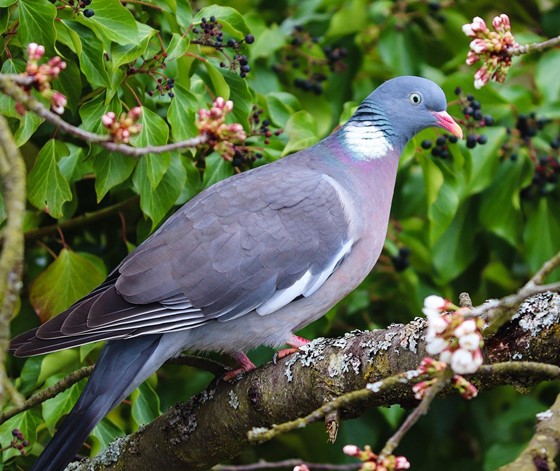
69, 289, 560, 471
0, 115, 26, 409
0, 74, 209, 157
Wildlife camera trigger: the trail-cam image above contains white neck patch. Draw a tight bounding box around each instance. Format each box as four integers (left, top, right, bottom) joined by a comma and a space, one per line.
342, 122, 393, 160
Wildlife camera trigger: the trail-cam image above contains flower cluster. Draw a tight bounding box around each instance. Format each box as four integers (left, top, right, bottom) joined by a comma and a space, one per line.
101, 107, 143, 144
462, 14, 518, 89
343, 445, 410, 471
19, 43, 67, 115
423, 295, 484, 375
195, 97, 247, 160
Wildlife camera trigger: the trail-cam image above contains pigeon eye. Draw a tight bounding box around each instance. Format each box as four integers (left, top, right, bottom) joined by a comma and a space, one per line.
409, 93, 422, 105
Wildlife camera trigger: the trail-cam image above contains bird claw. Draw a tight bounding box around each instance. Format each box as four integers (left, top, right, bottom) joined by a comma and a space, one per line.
223, 352, 257, 381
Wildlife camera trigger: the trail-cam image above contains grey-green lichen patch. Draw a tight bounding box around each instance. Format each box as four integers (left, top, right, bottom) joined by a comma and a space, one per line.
513, 292, 560, 336
228, 390, 240, 409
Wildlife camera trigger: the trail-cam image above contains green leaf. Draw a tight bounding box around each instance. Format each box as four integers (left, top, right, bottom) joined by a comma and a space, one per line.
193, 5, 251, 36
282, 110, 318, 156
168, 83, 199, 142
29, 249, 106, 322
265, 92, 301, 128
0, 0, 16, 7
524, 197, 560, 280
202, 153, 234, 189
92, 150, 136, 201
130, 107, 171, 189
17, 0, 56, 54
13, 113, 44, 147
53, 60, 82, 114
250, 24, 287, 59
222, 69, 253, 126
75, 0, 138, 45
131, 381, 161, 428
536, 49, 560, 103
79, 94, 122, 134
17, 356, 43, 396
479, 158, 531, 247
90, 418, 125, 456
27, 140, 73, 218
42, 374, 85, 433
166, 33, 191, 61
0, 411, 41, 462
378, 19, 419, 76
62, 21, 111, 88
325, 0, 367, 38
133, 155, 186, 229
203, 62, 230, 100
110, 23, 156, 70
58, 144, 91, 184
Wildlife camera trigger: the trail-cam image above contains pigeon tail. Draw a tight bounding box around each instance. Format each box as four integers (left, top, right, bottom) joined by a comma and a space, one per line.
30, 335, 164, 471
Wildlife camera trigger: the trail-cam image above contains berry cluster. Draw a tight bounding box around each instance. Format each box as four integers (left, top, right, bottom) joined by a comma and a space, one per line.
101, 107, 143, 144
191, 16, 255, 78
421, 134, 459, 159
272, 26, 347, 95
426, 1, 447, 24
391, 247, 410, 272
66, 0, 94, 18
147, 77, 175, 98
2, 429, 30, 456
498, 111, 559, 199
457, 87, 493, 149
18, 43, 67, 115
229, 106, 283, 170
343, 444, 410, 471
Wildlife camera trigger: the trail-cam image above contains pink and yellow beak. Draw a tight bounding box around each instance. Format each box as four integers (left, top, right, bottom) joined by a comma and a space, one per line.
432, 111, 463, 139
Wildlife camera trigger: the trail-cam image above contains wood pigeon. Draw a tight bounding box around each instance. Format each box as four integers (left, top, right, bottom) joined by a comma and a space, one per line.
11, 76, 462, 471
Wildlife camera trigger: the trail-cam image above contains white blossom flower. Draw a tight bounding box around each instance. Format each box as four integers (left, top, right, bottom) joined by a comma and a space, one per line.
451, 348, 482, 374
454, 319, 477, 337
426, 337, 448, 355
459, 333, 481, 351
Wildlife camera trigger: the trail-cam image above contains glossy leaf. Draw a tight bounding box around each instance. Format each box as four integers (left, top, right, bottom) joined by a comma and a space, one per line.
27, 140, 73, 218
282, 111, 318, 156
131, 381, 161, 428
29, 249, 107, 323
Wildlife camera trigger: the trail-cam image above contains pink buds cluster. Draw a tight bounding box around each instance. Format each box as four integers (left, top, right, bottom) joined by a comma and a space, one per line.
196, 97, 247, 160
101, 107, 143, 144
19, 43, 68, 115
343, 445, 410, 471
462, 14, 518, 89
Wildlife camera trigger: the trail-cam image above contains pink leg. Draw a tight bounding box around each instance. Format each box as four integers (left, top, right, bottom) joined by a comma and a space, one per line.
223, 352, 257, 381
274, 335, 310, 362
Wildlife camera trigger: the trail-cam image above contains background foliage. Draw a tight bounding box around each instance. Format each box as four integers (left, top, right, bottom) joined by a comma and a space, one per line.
1, 0, 559, 469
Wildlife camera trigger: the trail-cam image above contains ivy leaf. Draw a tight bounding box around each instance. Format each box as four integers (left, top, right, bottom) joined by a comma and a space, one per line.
75, 0, 138, 45
42, 374, 85, 433
168, 83, 199, 142
131, 107, 171, 189
282, 111, 318, 156
203, 62, 230, 100
131, 381, 161, 428
111, 23, 156, 70
27, 140, 73, 218
133, 155, 186, 229
92, 150, 136, 202
202, 153, 234, 189
29, 249, 107, 323
17, 0, 56, 54
14, 113, 44, 147
166, 33, 191, 62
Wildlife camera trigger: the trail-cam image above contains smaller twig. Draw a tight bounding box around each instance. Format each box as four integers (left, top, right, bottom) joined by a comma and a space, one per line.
248, 369, 431, 442
0, 74, 210, 157
378, 368, 453, 460
526, 250, 560, 289
213, 460, 360, 470
0, 366, 94, 425
509, 35, 560, 56
478, 362, 560, 380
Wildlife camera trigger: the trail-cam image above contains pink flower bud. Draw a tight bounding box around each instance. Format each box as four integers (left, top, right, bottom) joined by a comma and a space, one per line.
395, 456, 411, 469
293, 465, 310, 471
27, 43, 45, 60
214, 97, 226, 108
470, 39, 487, 54
343, 444, 361, 457
471, 16, 487, 33
102, 112, 116, 126
51, 91, 67, 115
466, 51, 480, 66
129, 106, 142, 120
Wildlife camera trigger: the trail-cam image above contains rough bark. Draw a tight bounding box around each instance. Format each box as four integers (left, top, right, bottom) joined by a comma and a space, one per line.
66, 291, 560, 471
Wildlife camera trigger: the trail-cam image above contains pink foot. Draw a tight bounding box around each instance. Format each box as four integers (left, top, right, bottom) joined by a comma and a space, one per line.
274, 335, 310, 363
223, 352, 257, 381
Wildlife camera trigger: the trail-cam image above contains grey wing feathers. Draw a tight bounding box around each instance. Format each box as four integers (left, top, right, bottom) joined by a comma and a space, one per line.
12, 161, 353, 356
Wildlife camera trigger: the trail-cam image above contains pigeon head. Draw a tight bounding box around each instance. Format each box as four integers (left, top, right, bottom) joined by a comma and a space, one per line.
342, 76, 462, 159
